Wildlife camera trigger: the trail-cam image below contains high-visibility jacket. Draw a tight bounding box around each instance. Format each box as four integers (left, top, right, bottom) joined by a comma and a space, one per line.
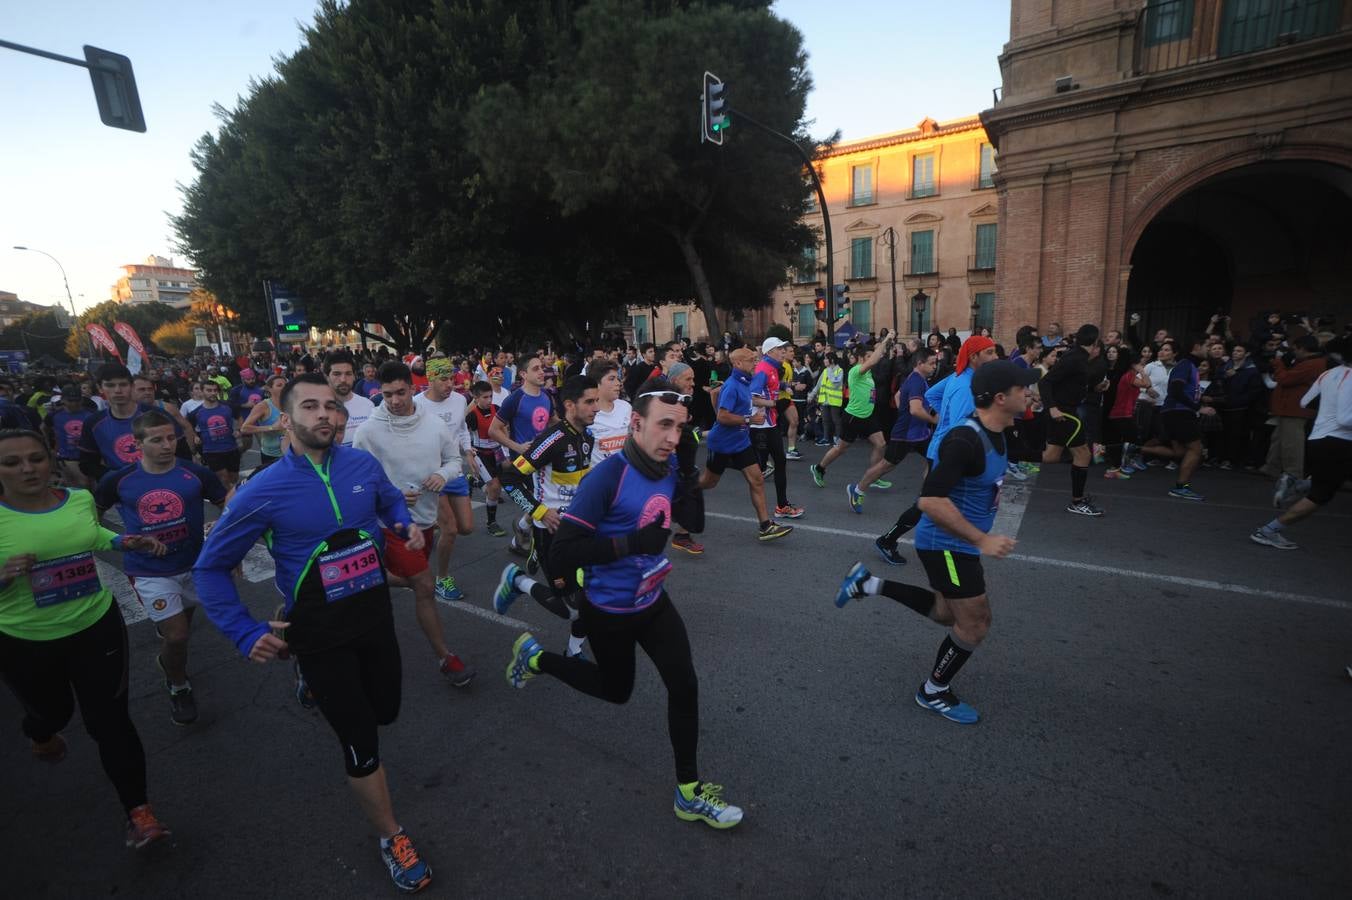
816, 366, 844, 407
779, 360, 794, 400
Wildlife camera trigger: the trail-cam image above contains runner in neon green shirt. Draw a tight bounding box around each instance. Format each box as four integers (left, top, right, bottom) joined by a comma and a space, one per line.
811, 333, 895, 506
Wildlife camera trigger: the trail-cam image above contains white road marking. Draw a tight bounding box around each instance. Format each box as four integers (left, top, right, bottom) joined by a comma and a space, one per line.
435, 596, 531, 630
96, 559, 146, 625
702, 511, 1348, 610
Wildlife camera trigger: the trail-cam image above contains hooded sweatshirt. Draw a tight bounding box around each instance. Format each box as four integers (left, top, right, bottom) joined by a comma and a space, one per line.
354, 402, 460, 526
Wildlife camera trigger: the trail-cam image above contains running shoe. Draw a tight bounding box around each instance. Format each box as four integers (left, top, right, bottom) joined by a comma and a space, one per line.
835, 561, 870, 607
506, 632, 542, 688
757, 522, 793, 542
1250, 526, 1297, 550
1168, 484, 1205, 502
1165, 461, 1178, 471
485, 521, 507, 537
784, 448, 802, 461
294, 659, 316, 710
1121, 442, 1134, 464
775, 504, 805, 519
1126, 457, 1148, 474
31, 733, 67, 763
380, 830, 432, 894
673, 782, 743, 829
167, 687, 198, 726
1004, 462, 1028, 482
914, 687, 980, 724
1103, 467, 1131, 480
507, 537, 529, 558
1218, 460, 1233, 470
1272, 473, 1292, 508
873, 538, 906, 567
125, 804, 170, 849
494, 563, 524, 615
1066, 498, 1104, 516
809, 463, 825, 487
814, 438, 830, 446
670, 534, 705, 555
762, 460, 775, 479
870, 479, 892, 490
846, 483, 864, 513
1018, 461, 1040, 475
433, 576, 463, 602
439, 653, 476, 687
1092, 445, 1106, 465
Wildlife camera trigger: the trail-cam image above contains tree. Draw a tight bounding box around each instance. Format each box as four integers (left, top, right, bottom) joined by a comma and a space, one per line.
1, 310, 72, 364
150, 320, 198, 357
65, 300, 182, 360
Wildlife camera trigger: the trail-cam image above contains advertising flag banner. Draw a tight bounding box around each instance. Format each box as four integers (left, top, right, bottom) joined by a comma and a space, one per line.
86, 323, 123, 360
112, 321, 147, 356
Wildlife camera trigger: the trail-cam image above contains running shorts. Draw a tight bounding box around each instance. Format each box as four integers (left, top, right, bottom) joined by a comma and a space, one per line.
440, 475, 471, 497
475, 448, 501, 479
381, 526, 437, 578
917, 549, 986, 600
706, 445, 759, 475
202, 448, 241, 473
1305, 436, 1352, 505
884, 437, 930, 465
839, 412, 879, 444
1045, 411, 1086, 448
1160, 410, 1201, 445
128, 571, 199, 623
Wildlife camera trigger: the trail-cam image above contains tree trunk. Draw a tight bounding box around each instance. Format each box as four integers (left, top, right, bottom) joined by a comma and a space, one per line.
675, 233, 720, 342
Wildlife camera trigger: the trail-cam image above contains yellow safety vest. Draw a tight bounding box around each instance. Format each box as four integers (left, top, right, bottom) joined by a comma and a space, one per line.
818, 367, 844, 406
779, 361, 794, 400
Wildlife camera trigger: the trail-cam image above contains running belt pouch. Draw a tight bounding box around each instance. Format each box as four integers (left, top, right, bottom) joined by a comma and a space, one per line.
287, 527, 393, 655
673, 472, 705, 534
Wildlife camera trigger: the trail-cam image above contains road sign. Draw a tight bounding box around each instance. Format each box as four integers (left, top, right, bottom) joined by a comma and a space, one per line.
263, 281, 308, 342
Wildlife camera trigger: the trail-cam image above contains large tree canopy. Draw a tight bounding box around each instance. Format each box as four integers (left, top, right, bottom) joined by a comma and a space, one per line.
174, 0, 823, 352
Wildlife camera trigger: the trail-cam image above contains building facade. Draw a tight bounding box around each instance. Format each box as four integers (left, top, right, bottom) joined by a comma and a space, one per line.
981, 0, 1352, 342
0, 291, 57, 328
627, 117, 1000, 346
112, 255, 198, 309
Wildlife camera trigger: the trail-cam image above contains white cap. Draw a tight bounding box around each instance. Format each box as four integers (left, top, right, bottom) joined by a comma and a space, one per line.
760, 337, 789, 354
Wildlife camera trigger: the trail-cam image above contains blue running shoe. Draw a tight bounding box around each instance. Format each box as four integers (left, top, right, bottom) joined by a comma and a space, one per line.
673, 782, 743, 829
506, 632, 541, 688
846, 483, 864, 513
914, 687, 980, 724
380, 830, 432, 894
494, 563, 524, 615
1168, 484, 1205, 502
873, 537, 907, 567
834, 561, 871, 608
433, 576, 463, 602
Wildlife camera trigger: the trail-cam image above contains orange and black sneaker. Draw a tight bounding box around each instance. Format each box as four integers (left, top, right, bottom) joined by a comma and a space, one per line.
670, 534, 705, 556
125, 803, 170, 849
380, 830, 432, 893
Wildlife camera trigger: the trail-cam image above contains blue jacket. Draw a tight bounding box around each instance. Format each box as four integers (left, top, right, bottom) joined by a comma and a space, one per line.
924, 370, 976, 463
192, 444, 412, 657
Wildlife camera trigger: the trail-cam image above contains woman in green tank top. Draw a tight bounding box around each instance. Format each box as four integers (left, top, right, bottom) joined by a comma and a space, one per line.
240, 374, 289, 468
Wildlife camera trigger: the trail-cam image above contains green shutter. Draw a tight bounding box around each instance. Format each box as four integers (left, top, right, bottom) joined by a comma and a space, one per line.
851, 299, 872, 332
911, 230, 934, 274
974, 292, 995, 331
797, 304, 816, 338
975, 224, 997, 269
851, 237, 872, 278
913, 154, 935, 197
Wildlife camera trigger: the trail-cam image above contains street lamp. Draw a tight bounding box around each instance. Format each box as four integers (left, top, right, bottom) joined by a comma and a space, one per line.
911, 290, 929, 340
13, 245, 88, 362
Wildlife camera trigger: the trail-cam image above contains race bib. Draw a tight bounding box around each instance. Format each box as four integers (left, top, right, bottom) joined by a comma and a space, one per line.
318, 539, 385, 603
148, 521, 190, 548
635, 558, 672, 599
29, 551, 101, 608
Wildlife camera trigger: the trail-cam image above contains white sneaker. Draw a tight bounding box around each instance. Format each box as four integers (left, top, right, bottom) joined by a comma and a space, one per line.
1249, 527, 1297, 550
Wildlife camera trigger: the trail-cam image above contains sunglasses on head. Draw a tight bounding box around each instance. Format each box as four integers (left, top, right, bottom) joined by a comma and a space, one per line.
637, 390, 692, 407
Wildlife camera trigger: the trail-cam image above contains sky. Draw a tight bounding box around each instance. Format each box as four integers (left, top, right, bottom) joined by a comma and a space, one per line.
1, 0, 1008, 315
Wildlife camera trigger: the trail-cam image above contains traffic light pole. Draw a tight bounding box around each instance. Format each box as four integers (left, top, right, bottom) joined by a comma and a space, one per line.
725, 106, 835, 344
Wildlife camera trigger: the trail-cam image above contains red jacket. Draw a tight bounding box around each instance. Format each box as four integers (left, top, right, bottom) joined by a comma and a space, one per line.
1270, 356, 1324, 419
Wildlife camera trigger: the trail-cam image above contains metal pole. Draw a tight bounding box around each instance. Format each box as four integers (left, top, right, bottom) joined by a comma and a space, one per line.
13, 245, 87, 363
725, 106, 835, 345
882, 227, 899, 336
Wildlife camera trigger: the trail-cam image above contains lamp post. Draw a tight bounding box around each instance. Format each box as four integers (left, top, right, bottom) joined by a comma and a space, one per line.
13, 245, 88, 362
911, 290, 930, 340
782, 299, 798, 339
879, 227, 900, 335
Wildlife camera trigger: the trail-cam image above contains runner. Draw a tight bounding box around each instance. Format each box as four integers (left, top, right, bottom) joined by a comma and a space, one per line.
131, 374, 195, 459
833, 360, 1035, 724
46, 382, 94, 489
193, 374, 435, 893
810, 333, 893, 490
239, 373, 289, 471
698, 348, 793, 542
464, 381, 507, 537
1159, 339, 1210, 502
325, 351, 375, 446
356, 362, 384, 404
94, 410, 228, 725
488, 354, 557, 558
186, 380, 242, 489
1250, 362, 1351, 550
411, 358, 478, 605
849, 347, 938, 516
227, 367, 266, 452
750, 338, 804, 519
0, 428, 170, 849
495, 375, 598, 659
77, 364, 150, 485
587, 360, 632, 466
665, 362, 706, 556
503, 381, 745, 829
1037, 325, 1105, 516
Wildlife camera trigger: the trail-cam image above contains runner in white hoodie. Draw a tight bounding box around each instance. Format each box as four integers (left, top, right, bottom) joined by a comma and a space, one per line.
355, 361, 476, 687
414, 357, 478, 603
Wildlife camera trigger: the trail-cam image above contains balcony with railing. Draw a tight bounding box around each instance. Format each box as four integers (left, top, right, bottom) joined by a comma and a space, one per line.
1133, 0, 1345, 76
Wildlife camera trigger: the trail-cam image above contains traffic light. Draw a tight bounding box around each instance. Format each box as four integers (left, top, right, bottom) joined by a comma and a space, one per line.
83, 46, 146, 133
814, 288, 826, 318
833, 283, 850, 320
702, 71, 728, 145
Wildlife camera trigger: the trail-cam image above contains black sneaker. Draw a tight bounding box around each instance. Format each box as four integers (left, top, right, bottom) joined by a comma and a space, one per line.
873, 537, 907, 566
168, 687, 198, 726
1066, 498, 1104, 517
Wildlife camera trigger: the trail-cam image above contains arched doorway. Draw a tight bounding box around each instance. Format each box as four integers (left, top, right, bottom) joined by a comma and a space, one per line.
1126, 160, 1352, 345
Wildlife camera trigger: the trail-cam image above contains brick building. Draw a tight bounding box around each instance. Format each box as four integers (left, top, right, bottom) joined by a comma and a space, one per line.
980, 0, 1352, 344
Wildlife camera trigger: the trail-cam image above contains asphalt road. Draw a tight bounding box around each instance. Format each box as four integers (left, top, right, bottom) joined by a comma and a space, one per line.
4, 443, 1350, 898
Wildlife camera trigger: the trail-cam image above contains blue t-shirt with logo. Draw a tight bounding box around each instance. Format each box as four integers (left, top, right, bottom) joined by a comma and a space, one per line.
891, 371, 934, 442
78, 403, 152, 469
188, 403, 237, 453
51, 408, 93, 459
496, 388, 555, 448
95, 461, 227, 576
228, 382, 266, 420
